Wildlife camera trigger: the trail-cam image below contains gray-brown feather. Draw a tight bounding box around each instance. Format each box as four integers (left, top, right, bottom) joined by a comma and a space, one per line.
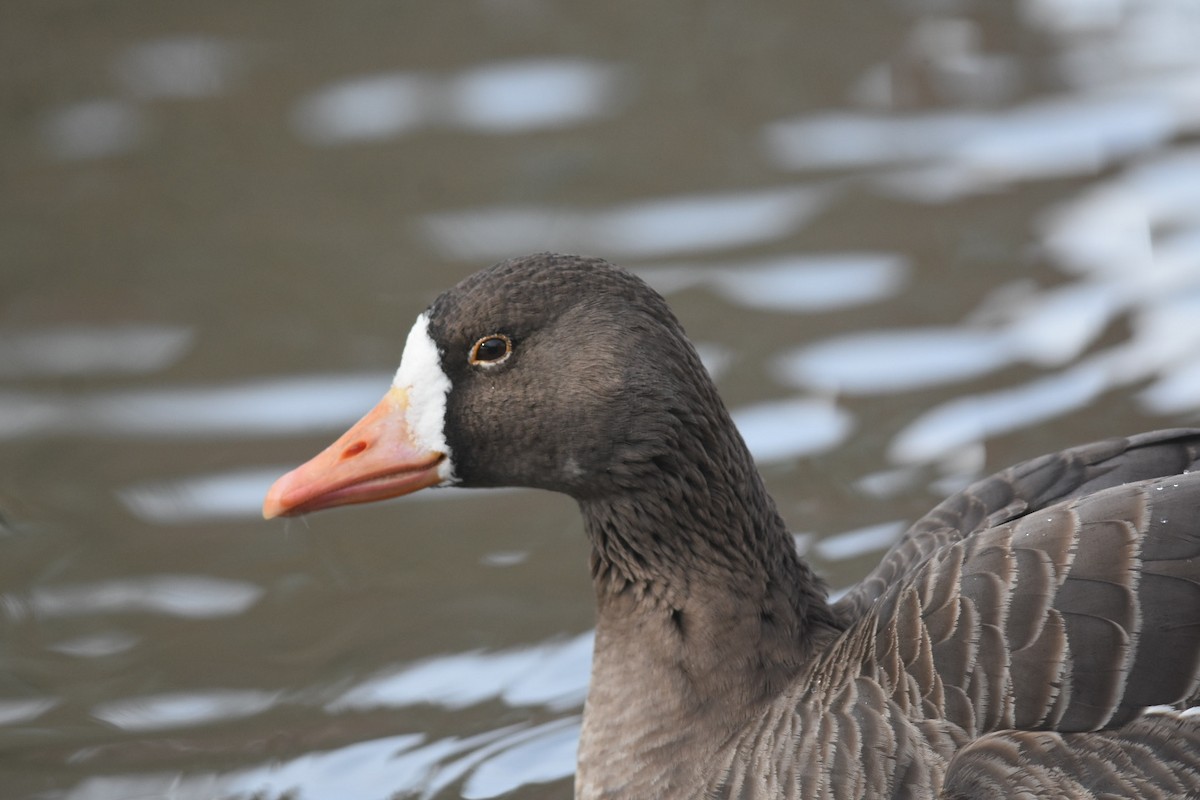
940, 712, 1200, 799
835, 430, 1200, 622
711, 431, 1200, 798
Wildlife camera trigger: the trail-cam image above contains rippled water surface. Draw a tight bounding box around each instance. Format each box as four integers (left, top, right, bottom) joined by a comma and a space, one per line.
4, 2, 1200, 798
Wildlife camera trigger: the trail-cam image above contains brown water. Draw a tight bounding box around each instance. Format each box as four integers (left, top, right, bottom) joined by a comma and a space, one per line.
4, 2, 1200, 798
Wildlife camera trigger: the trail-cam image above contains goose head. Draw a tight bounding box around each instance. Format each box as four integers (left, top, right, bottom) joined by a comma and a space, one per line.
263, 253, 725, 517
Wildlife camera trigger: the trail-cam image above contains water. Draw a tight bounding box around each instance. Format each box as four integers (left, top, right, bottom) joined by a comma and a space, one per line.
4, 2, 1200, 798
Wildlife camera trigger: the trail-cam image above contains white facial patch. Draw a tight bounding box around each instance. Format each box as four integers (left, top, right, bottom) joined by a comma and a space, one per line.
393, 313, 457, 484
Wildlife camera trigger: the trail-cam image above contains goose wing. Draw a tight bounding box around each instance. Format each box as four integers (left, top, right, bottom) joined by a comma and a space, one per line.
713, 432, 1200, 799
940, 712, 1200, 799
835, 429, 1200, 623
868, 464, 1200, 737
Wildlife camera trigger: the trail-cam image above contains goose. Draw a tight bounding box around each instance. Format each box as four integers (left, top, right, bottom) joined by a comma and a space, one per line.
263, 253, 1200, 799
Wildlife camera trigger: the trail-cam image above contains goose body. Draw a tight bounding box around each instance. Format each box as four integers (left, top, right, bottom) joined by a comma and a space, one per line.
264, 253, 1200, 798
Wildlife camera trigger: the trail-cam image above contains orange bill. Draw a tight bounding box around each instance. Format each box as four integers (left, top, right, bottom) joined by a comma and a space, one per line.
263, 386, 445, 518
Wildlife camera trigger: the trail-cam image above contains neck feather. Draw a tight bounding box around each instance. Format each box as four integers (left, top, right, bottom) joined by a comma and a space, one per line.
574, 397, 840, 797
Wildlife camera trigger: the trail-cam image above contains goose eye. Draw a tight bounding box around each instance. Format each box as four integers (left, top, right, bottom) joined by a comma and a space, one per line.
469, 334, 512, 366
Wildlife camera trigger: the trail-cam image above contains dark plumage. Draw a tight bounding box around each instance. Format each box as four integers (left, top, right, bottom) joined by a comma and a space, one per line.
265, 253, 1200, 799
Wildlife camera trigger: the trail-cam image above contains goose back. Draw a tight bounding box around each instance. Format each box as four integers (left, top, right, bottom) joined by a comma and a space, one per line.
941, 713, 1200, 799
715, 430, 1200, 798
836, 429, 1200, 621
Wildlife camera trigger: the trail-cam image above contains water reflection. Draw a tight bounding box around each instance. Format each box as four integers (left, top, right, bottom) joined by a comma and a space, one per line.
889, 359, 1110, 463
41, 100, 146, 161
120, 467, 304, 524
814, 521, 906, 563
113, 37, 244, 100
1144, 356, 1200, 414
1126, 293, 1200, 414
0, 698, 58, 725
121, 469, 516, 524
730, 398, 853, 464
448, 59, 625, 133
887, 286, 1200, 463
994, 281, 1117, 366
25, 575, 262, 619
1031, 0, 1200, 81
764, 0, 1200, 203
93, 690, 280, 732
50, 632, 140, 659
1040, 147, 1200, 276
773, 328, 1016, 395
61, 718, 580, 800
331, 632, 591, 713
0, 325, 192, 378
458, 719, 579, 799
421, 186, 829, 262
765, 96, 1176, 202
0, 374, 386, 440
759, 141, 1200, 465
640, 252, 908, 312
39, 36, 243, 161
292, 73, 429, 144
293, 59, 623, 145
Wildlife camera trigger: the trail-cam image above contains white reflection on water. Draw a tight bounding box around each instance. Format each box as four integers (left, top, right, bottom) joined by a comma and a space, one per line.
763, 0, 1200, 202
247, 717, 577, 800
639, 252, 908, 313
885, 280, 1200, 462
0, 697, 59, 725
405, 718, 578, 799
62, 718, 578, 800
1032, 0, 1200, 80
1126, 292, 1200, 414
292, 73, 430, 144
459, 719, 579, 799
120, 467, 301, 524
995, 281, 1119, 366
880, 97, 1174, 202
292, 59, 621, 145
774, 328, 1016, 395
50, 631, 140, 658
93, 690, 280, 732
1022, 0, 1124, 32
1034, 147, 1200, 420
763, 111, 989, 170
731, 398, 854, 464
331, 632, 592, 713
0, 324, 192, 378
447, 59, 624, 133
889, 358, 1111, 464
41, 100, 147, 161
1143, 356, 1200, 414
121, 469, 517, 525
421, 186, 828, 262
814, 520, 906, 562
0, 373, 387, 440
479, 551, 528, 567
1040, 147, 1200, 276
766, 145, 1200, 465
40, 37, 245, 161
765, 97, 1174, 202
24, 575, 262, 619
694, 342, 733, 382
60, 638, 586, 798
854, 466, 922, 501
113, 37, 244, 100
